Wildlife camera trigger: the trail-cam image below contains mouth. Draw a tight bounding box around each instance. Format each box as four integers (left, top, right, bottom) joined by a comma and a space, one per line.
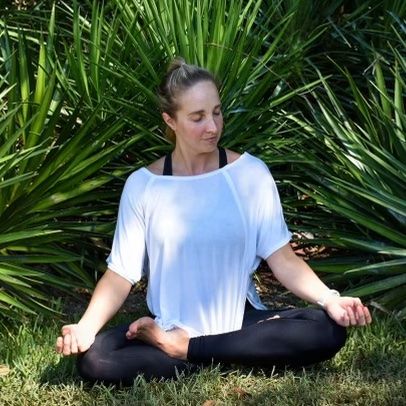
203, 136, 218, 143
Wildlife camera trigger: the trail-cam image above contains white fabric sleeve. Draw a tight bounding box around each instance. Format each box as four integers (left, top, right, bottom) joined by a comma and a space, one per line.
106, 172, 148, 284
256, 163, 292, 260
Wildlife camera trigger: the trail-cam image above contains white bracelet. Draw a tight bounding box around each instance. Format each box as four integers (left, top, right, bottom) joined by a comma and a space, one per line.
317, 289, 340, 307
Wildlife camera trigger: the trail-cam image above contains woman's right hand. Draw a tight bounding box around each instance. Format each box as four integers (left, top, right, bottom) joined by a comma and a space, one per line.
55, 324, 95, 356
55, 269, 132, 356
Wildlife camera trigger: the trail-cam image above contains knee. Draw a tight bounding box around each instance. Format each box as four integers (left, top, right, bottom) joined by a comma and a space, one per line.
76, 349, 106, 383
315, 309, 347, 353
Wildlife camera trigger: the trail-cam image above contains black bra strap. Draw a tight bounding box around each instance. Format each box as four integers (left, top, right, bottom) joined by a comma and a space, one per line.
218, 146, 227, 168
163, 152, 172, 176
162, 147, 227, 175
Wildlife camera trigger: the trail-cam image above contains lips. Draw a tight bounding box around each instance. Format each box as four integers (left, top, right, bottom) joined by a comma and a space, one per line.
204, 136, 218, 143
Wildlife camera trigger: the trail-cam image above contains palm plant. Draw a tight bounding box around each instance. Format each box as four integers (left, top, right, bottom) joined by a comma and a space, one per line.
285, 41, 406, 316
53, 0, 327, 156
0, 0, 328, 320
0, 0, 324, 320
0, 14, 139, 319
3, 0, 404, 321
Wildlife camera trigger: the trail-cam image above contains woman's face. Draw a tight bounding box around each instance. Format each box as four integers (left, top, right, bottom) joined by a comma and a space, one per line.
163, 80, 223, 154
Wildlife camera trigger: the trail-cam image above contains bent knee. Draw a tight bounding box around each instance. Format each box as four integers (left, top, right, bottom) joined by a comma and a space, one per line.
318, 310, 347, 353
76, 350, 107, 382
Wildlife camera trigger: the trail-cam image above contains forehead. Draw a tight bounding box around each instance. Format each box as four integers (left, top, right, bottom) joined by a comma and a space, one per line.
176, 81, 220, 111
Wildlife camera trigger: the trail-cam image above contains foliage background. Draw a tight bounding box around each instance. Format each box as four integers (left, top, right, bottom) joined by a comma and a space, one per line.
0, 0, 405, 321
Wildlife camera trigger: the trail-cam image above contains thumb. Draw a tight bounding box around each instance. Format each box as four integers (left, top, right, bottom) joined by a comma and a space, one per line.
327, 303, 349, 327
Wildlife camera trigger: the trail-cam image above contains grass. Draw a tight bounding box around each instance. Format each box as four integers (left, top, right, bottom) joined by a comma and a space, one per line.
0, 310, 405, 406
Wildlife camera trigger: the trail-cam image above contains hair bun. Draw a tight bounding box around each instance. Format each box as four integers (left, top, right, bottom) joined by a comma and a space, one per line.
167, 57, 187, 74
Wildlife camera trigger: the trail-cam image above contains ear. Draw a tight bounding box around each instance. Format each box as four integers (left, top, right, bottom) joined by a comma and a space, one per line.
162, 112, 176, 131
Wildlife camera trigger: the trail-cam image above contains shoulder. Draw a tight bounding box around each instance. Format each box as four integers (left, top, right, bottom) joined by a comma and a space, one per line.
122, 167, 153, 200
225, 149, 241, 164
230, 150, 271, 174
147, 156, 166, 175
227, 152, 276, 194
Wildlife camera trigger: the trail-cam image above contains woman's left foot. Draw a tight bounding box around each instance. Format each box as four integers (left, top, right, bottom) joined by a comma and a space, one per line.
126, 317, 190, 360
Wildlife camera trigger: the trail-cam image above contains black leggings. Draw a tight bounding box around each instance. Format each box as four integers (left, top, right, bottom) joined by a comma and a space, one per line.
77, 307, 346, 386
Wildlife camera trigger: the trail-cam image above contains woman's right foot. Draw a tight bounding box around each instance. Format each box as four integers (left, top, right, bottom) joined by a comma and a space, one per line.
126, 317, 190, 360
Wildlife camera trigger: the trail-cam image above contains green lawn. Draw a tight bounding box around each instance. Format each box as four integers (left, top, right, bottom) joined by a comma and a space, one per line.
0, 311, 405, 406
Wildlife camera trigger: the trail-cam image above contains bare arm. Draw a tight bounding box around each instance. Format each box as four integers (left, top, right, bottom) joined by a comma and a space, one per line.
56, 268, 132, 355
267, 243, 372, 327
266, 243, 331, 304
77, 268, 132, 334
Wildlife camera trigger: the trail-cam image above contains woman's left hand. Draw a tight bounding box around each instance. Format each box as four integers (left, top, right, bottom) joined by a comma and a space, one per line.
325, 296, 372, 327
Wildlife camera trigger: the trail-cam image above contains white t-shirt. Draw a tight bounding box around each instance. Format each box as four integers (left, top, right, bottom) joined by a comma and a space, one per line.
107, 152, 291, 337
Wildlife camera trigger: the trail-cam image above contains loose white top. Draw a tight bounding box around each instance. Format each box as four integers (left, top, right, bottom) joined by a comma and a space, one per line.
107, 153, 291, 337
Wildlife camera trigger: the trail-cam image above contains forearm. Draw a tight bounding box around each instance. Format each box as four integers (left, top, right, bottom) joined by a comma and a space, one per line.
78, 268, 132, 335
267, 244, 372, 327
277, 260, 330, 305
267, 244, 331, 305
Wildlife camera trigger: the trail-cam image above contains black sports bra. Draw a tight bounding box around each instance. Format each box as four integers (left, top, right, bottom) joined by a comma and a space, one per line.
163, 147, 227, 175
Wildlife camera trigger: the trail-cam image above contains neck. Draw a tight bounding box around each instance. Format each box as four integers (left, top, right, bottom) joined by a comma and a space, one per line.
172, 146, 219, 176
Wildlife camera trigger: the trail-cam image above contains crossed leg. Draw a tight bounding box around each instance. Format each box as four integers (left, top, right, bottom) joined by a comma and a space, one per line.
76, 323, 194, 385
77, 307, 347, 385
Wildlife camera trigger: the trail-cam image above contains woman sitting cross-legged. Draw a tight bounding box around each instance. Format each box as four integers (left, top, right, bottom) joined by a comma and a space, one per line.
55, 58, 372, 386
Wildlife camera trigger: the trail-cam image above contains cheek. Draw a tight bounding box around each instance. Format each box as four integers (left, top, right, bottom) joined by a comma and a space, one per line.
216, 116, 224, 130
187, 122, 204, 136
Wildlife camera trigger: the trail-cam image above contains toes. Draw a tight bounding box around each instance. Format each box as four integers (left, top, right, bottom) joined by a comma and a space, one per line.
126, 322, 138, 338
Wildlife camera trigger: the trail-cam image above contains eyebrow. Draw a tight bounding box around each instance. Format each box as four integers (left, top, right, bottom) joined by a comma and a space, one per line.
188, 104, 222, 116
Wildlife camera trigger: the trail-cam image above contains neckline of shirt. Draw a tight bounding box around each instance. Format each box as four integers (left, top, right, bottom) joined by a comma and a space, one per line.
141, 152, 249, 180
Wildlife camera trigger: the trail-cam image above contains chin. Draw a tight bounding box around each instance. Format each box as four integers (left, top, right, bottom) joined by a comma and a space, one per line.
204, 144, 218, 153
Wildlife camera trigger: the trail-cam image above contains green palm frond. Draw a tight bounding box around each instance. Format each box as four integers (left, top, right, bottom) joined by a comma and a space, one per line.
285, 36, 406, 316
0, 17, 137, 320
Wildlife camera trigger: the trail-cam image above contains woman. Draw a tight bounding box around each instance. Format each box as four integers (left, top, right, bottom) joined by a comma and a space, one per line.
56, 59, 372, 385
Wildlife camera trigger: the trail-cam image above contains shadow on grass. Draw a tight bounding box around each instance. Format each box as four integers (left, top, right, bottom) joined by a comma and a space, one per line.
40, 355, 81, 386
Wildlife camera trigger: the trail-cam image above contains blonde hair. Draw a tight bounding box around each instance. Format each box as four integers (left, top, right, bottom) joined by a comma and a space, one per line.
158, 57, 218, 143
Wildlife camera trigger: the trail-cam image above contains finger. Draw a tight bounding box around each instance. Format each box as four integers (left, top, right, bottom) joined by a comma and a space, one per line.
356, 305, 366, 326
346, 306, 357, 326
61, 325, 72, 336
70, 333, 79, 355
363, 306, 372, 324
62, 333, 72, 356
56, 336, 63, 353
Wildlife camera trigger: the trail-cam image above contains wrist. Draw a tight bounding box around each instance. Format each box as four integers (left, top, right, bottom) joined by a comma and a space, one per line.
77, 318, 99, 336
317, 289, 340, 308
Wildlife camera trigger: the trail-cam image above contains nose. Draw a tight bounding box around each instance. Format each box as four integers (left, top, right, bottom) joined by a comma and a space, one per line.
206, 116, 218, 134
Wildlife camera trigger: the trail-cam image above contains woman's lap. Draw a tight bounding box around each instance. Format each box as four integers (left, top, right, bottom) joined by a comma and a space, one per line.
77, 307, 346, 385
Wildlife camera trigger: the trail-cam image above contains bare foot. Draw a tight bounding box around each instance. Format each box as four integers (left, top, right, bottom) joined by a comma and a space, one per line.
126, 317, 190, 360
